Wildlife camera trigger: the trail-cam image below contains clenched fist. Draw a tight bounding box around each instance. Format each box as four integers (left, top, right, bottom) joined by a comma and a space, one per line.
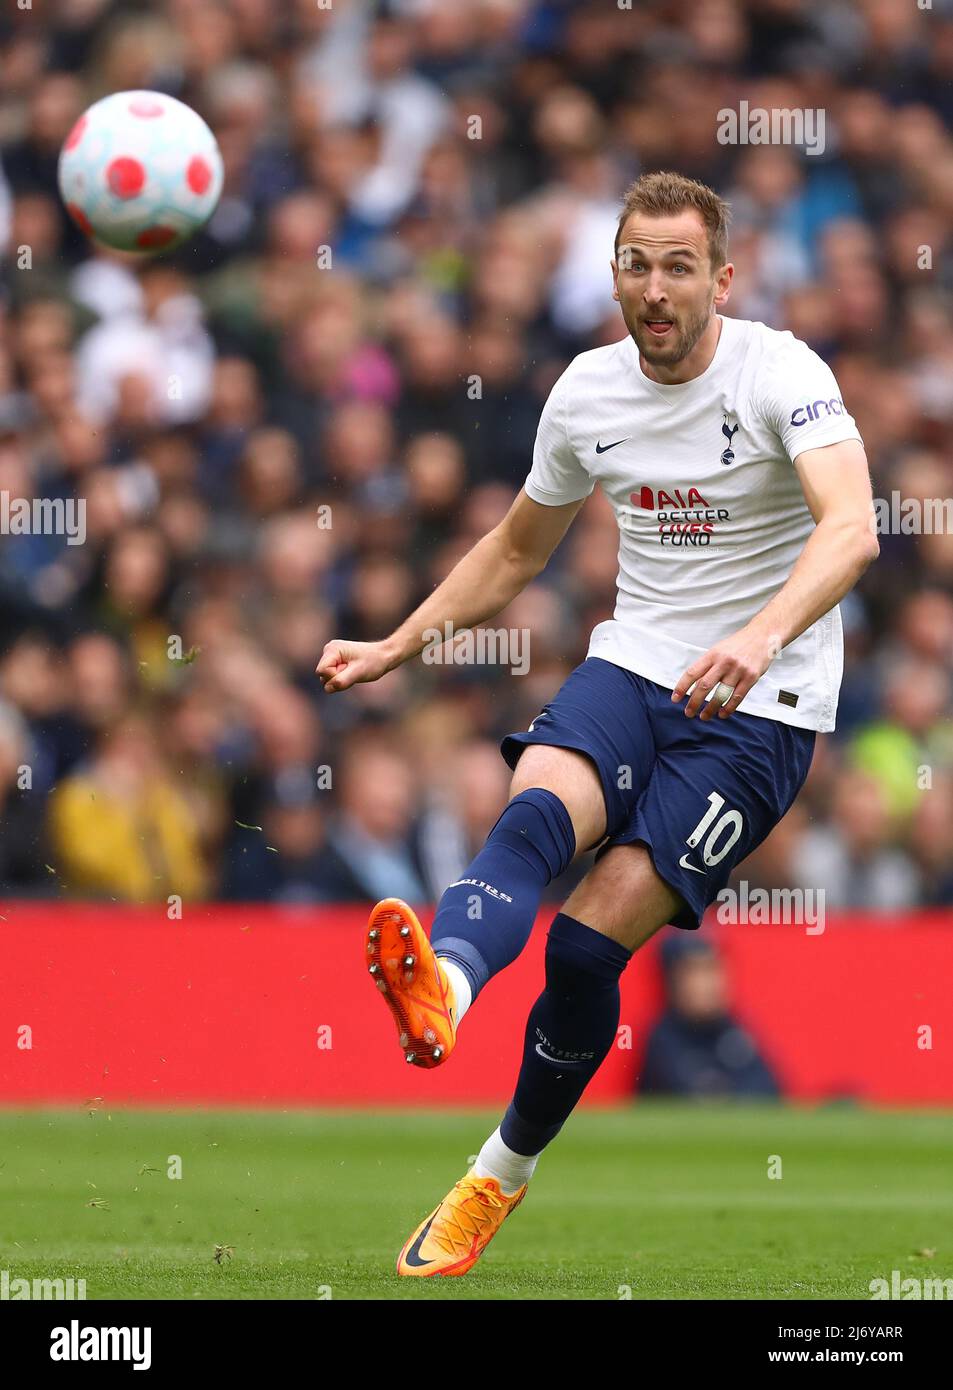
315, 639, 397, 693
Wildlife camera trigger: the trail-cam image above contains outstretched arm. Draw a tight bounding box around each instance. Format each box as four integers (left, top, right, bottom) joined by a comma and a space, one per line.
673, 438, 879, 720
316, 488, 586, 693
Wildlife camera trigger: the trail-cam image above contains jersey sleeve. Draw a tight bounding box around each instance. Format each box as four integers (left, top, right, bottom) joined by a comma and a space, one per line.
757, 334, 863, 463
524, 370, 595, 506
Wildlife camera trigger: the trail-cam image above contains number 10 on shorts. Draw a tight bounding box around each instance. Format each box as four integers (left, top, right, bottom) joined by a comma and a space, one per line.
686, 791, 744, 867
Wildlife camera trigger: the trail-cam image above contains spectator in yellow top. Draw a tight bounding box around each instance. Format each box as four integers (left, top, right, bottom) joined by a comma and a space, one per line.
48, 713, 208, 903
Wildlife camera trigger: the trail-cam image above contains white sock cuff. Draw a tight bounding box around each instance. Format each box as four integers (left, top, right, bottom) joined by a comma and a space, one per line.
472, 1125, 539, 1196
437, 957, 472, 1025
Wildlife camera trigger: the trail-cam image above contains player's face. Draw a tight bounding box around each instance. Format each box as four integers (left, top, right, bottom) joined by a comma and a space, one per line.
612, 210, 730, 369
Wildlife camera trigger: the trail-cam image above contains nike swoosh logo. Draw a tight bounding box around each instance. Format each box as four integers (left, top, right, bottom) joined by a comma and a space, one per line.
403, 1212, 438, 1268
679, 853, 706, 875
595, 437, 631, 454
535, 1042, 583, 1066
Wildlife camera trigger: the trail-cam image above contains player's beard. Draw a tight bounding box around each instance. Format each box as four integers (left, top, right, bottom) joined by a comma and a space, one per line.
627, 297, 714, 367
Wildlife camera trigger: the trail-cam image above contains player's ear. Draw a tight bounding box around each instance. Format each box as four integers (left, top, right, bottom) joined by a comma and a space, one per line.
713, 261, 733, 309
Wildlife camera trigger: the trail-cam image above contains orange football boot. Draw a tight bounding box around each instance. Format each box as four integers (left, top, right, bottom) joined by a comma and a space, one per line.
365, 897, 457, 1068
396, 1173, 527, 1277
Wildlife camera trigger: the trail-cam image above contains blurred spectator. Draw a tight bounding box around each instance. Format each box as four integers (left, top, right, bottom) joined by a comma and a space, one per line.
849, 659, 953, 819
323, 737, 427, 904
791, 769, 921, 910
909, 772, 953, 906
0, 154, 11, 257
48, 713, 209, 902
638, 935, 781, 1099
0, 696, 49, 891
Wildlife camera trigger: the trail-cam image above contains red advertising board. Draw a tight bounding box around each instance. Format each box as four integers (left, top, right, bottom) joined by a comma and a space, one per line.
1, 905, 950, 1105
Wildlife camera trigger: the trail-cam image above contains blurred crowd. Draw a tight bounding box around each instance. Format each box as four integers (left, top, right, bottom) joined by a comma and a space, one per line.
1, 0, 952, 913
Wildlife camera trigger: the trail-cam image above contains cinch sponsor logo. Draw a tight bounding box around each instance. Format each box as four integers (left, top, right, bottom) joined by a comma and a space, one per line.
790, 398, 845, 427
624, 486, 730, 547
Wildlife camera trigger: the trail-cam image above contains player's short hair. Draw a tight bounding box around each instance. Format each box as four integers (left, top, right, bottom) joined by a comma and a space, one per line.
615, 171, 730, 271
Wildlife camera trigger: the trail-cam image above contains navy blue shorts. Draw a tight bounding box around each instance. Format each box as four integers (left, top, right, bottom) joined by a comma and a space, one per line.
500, 657, 816, 930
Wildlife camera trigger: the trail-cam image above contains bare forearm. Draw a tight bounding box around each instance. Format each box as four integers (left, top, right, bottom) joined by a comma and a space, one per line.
317, 489, 583, 694
747, 516, 879, 651
383, 530, 538, 668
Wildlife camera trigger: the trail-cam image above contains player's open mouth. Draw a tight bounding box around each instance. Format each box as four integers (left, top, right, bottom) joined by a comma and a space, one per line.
644, 319, 674, 336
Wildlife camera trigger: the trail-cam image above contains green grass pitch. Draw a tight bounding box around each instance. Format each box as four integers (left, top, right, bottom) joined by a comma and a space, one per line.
0, 1105, 950, 1300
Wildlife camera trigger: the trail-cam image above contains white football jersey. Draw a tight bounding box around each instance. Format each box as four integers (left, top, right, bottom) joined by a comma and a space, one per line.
524, 314, 864, 732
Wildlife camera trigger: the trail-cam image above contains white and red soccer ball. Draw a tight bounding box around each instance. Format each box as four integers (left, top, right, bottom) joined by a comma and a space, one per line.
58, 90, 224, 254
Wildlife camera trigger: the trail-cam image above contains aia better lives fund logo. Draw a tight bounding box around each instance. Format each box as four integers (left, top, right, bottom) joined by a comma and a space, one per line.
627, 485, 729, 547
619, 413, 736, 547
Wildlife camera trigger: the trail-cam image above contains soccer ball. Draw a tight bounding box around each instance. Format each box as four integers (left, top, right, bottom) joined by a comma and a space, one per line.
58, 90, 224, 254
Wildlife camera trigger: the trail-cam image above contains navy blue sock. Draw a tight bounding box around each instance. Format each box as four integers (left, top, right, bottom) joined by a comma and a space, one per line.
500, 913, 631, 1156
431, 788, 576, 1002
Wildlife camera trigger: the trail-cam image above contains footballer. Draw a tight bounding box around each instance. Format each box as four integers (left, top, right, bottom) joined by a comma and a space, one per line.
316, 171, 878, 1277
